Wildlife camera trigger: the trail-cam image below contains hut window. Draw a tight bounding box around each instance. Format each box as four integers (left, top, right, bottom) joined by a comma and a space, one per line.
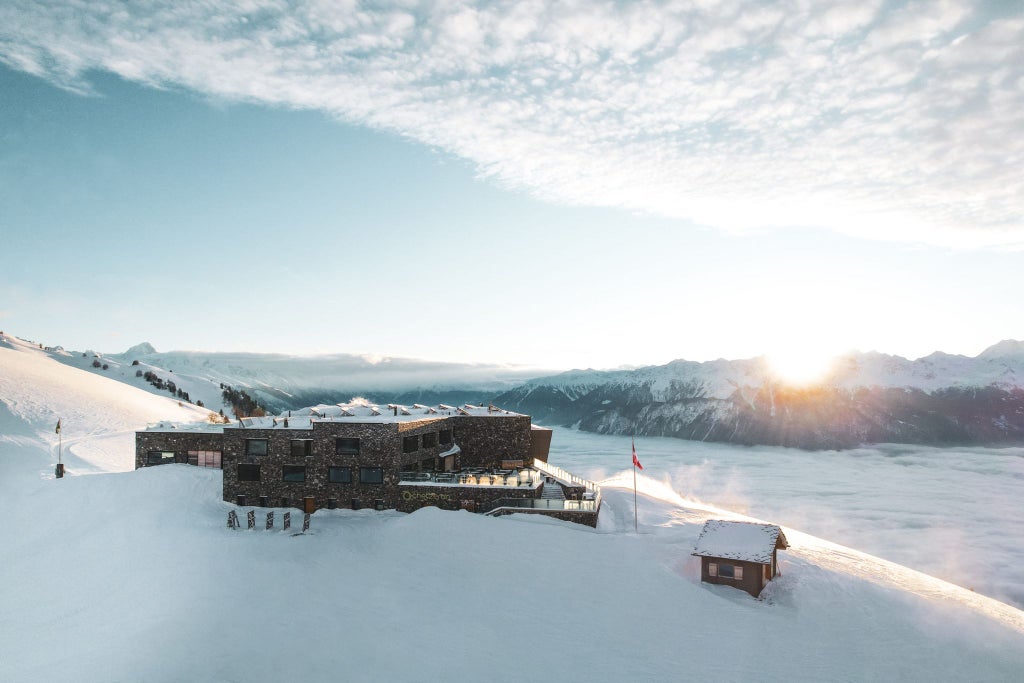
402, 435, 420, 453
282, 465, 306, 483
718, 564, 743, 580
360, 466, 384, 484
290, 439, 313, 457
335, 437, 360, 455
329, 466, 352, 484
708, 562, 718, 577
237, 464, 261, 481
246, 439, 268, 456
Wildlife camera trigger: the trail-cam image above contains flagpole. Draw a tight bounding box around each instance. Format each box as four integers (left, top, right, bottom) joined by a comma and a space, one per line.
633, 458, 638, 533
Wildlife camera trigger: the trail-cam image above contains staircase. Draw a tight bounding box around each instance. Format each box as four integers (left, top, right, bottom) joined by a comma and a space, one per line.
540, 479, 565, 500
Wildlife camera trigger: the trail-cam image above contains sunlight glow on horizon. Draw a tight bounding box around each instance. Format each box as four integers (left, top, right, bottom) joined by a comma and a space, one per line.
767, 347, 839, 386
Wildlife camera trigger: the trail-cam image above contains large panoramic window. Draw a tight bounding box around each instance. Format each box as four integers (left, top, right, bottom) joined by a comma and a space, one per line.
421, 432, 437, 448
290, 439, 313, 457
187, 450, 221, 468
328, 466, 352, 484
245, 439, 269, 456
402, 435, 419, 453
438, 429, 452, 445
146, 451, 175, 465
237, 463, 261, 481
335, 437, 360, 455
282, 465, 306, 483
360, 466, 384, 484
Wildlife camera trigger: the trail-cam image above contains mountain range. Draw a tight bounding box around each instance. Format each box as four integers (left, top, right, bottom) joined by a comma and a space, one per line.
493, 341, 1024, 448
10, 332, 1024, 449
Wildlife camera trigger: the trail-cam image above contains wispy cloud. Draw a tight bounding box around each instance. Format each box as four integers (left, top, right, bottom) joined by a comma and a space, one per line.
2, 0, 1021, 246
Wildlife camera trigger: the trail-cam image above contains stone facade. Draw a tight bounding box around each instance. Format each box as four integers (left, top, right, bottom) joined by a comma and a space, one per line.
135, 430, 225, 469
137, 410, 553, 514
396, 481, 541, 513
452, 414, 533, 466
485, 507, 600, 528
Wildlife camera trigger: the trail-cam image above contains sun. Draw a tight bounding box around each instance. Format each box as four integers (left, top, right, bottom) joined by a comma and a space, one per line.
767, 348, 836, 385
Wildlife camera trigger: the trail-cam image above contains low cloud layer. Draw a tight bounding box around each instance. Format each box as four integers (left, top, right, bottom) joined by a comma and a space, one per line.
2, 1, 1022, 246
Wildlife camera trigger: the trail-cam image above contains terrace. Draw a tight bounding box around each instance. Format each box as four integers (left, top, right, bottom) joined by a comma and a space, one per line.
399, 468, 544, 488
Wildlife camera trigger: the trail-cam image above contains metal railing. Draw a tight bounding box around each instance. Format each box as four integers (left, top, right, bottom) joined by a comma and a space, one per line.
481, 490, 602, 515
532, 459, 601, 494
398, 470, 542, 487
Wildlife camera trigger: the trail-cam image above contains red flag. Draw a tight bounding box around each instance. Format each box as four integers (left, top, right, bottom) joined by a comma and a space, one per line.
632, 438, 643, 470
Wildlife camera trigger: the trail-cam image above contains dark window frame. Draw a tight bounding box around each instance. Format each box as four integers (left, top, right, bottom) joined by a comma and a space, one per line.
147, 451, 175, 465
335, 437, 360, 455
290, 439, 313, 457
282, 465, 306, 483
438, 429, 452, 445
421, 432, 437, 448
328, 466, 352, 484
237, 463, 261, 481
359, 466, 384, 484
246, 438, 269, 457
402, 435, 419, 453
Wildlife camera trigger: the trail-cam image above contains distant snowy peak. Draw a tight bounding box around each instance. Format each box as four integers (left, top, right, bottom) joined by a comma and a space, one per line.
979, 339, 1024, 359
123, 342, 157, 356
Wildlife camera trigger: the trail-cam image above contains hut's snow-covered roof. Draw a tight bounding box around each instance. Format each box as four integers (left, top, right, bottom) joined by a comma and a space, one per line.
692, 520, 789, 564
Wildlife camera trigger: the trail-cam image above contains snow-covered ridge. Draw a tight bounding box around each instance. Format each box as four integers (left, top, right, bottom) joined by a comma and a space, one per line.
527, 340, 1024, 400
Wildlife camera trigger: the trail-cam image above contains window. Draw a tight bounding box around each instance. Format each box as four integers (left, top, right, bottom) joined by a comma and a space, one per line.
329, 466, 352, 484
237, 463, 261, 481
438, 429, 452, 445
360, 466, 384, 484
147, 451, 175, 465
282, 465, 306, 483
187, 450, 222, 468
709, 562, 718, 577
246, 439, 268, 456
717, 564, 743, 580
402, 435, 419, 453
335, 437, 360, 455
422, 432, 437, 448
290, 439, 313, 457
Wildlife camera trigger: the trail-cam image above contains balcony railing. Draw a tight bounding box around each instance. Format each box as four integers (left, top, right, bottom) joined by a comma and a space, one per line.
532, 459, 601, 494
481, 492, 602, 514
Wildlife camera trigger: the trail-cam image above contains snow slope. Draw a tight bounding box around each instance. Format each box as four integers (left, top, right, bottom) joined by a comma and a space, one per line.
0, 334, 215, 475
1, 338, 1023, 681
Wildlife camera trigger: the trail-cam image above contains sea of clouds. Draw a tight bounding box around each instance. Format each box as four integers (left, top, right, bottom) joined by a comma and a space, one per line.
548, 428, 1024, 608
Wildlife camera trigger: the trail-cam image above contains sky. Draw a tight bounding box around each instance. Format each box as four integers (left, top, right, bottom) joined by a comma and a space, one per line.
1, 0, 1022, 371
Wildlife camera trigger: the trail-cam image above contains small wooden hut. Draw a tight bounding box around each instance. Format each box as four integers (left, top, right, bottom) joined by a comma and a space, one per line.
692, 520, 789, 598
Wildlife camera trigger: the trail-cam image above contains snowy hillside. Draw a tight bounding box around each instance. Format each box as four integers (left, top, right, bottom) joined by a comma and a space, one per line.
0, 333, 215, 474
105, 343, 545, 412
1, 337, 1023, 680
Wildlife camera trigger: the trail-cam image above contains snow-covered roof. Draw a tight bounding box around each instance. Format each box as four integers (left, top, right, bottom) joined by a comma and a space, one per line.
144, 402, 522, 432
692, 520, 789, 564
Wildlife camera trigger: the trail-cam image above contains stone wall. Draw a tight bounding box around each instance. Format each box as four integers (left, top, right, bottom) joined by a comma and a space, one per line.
396, 482, 540, 513
453, 415, 532, 467
134, 430, 225, 469
486, 507, 600, 528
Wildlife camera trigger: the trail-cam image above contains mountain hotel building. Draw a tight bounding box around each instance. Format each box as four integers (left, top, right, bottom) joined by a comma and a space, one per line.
135, 402, 600, 526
